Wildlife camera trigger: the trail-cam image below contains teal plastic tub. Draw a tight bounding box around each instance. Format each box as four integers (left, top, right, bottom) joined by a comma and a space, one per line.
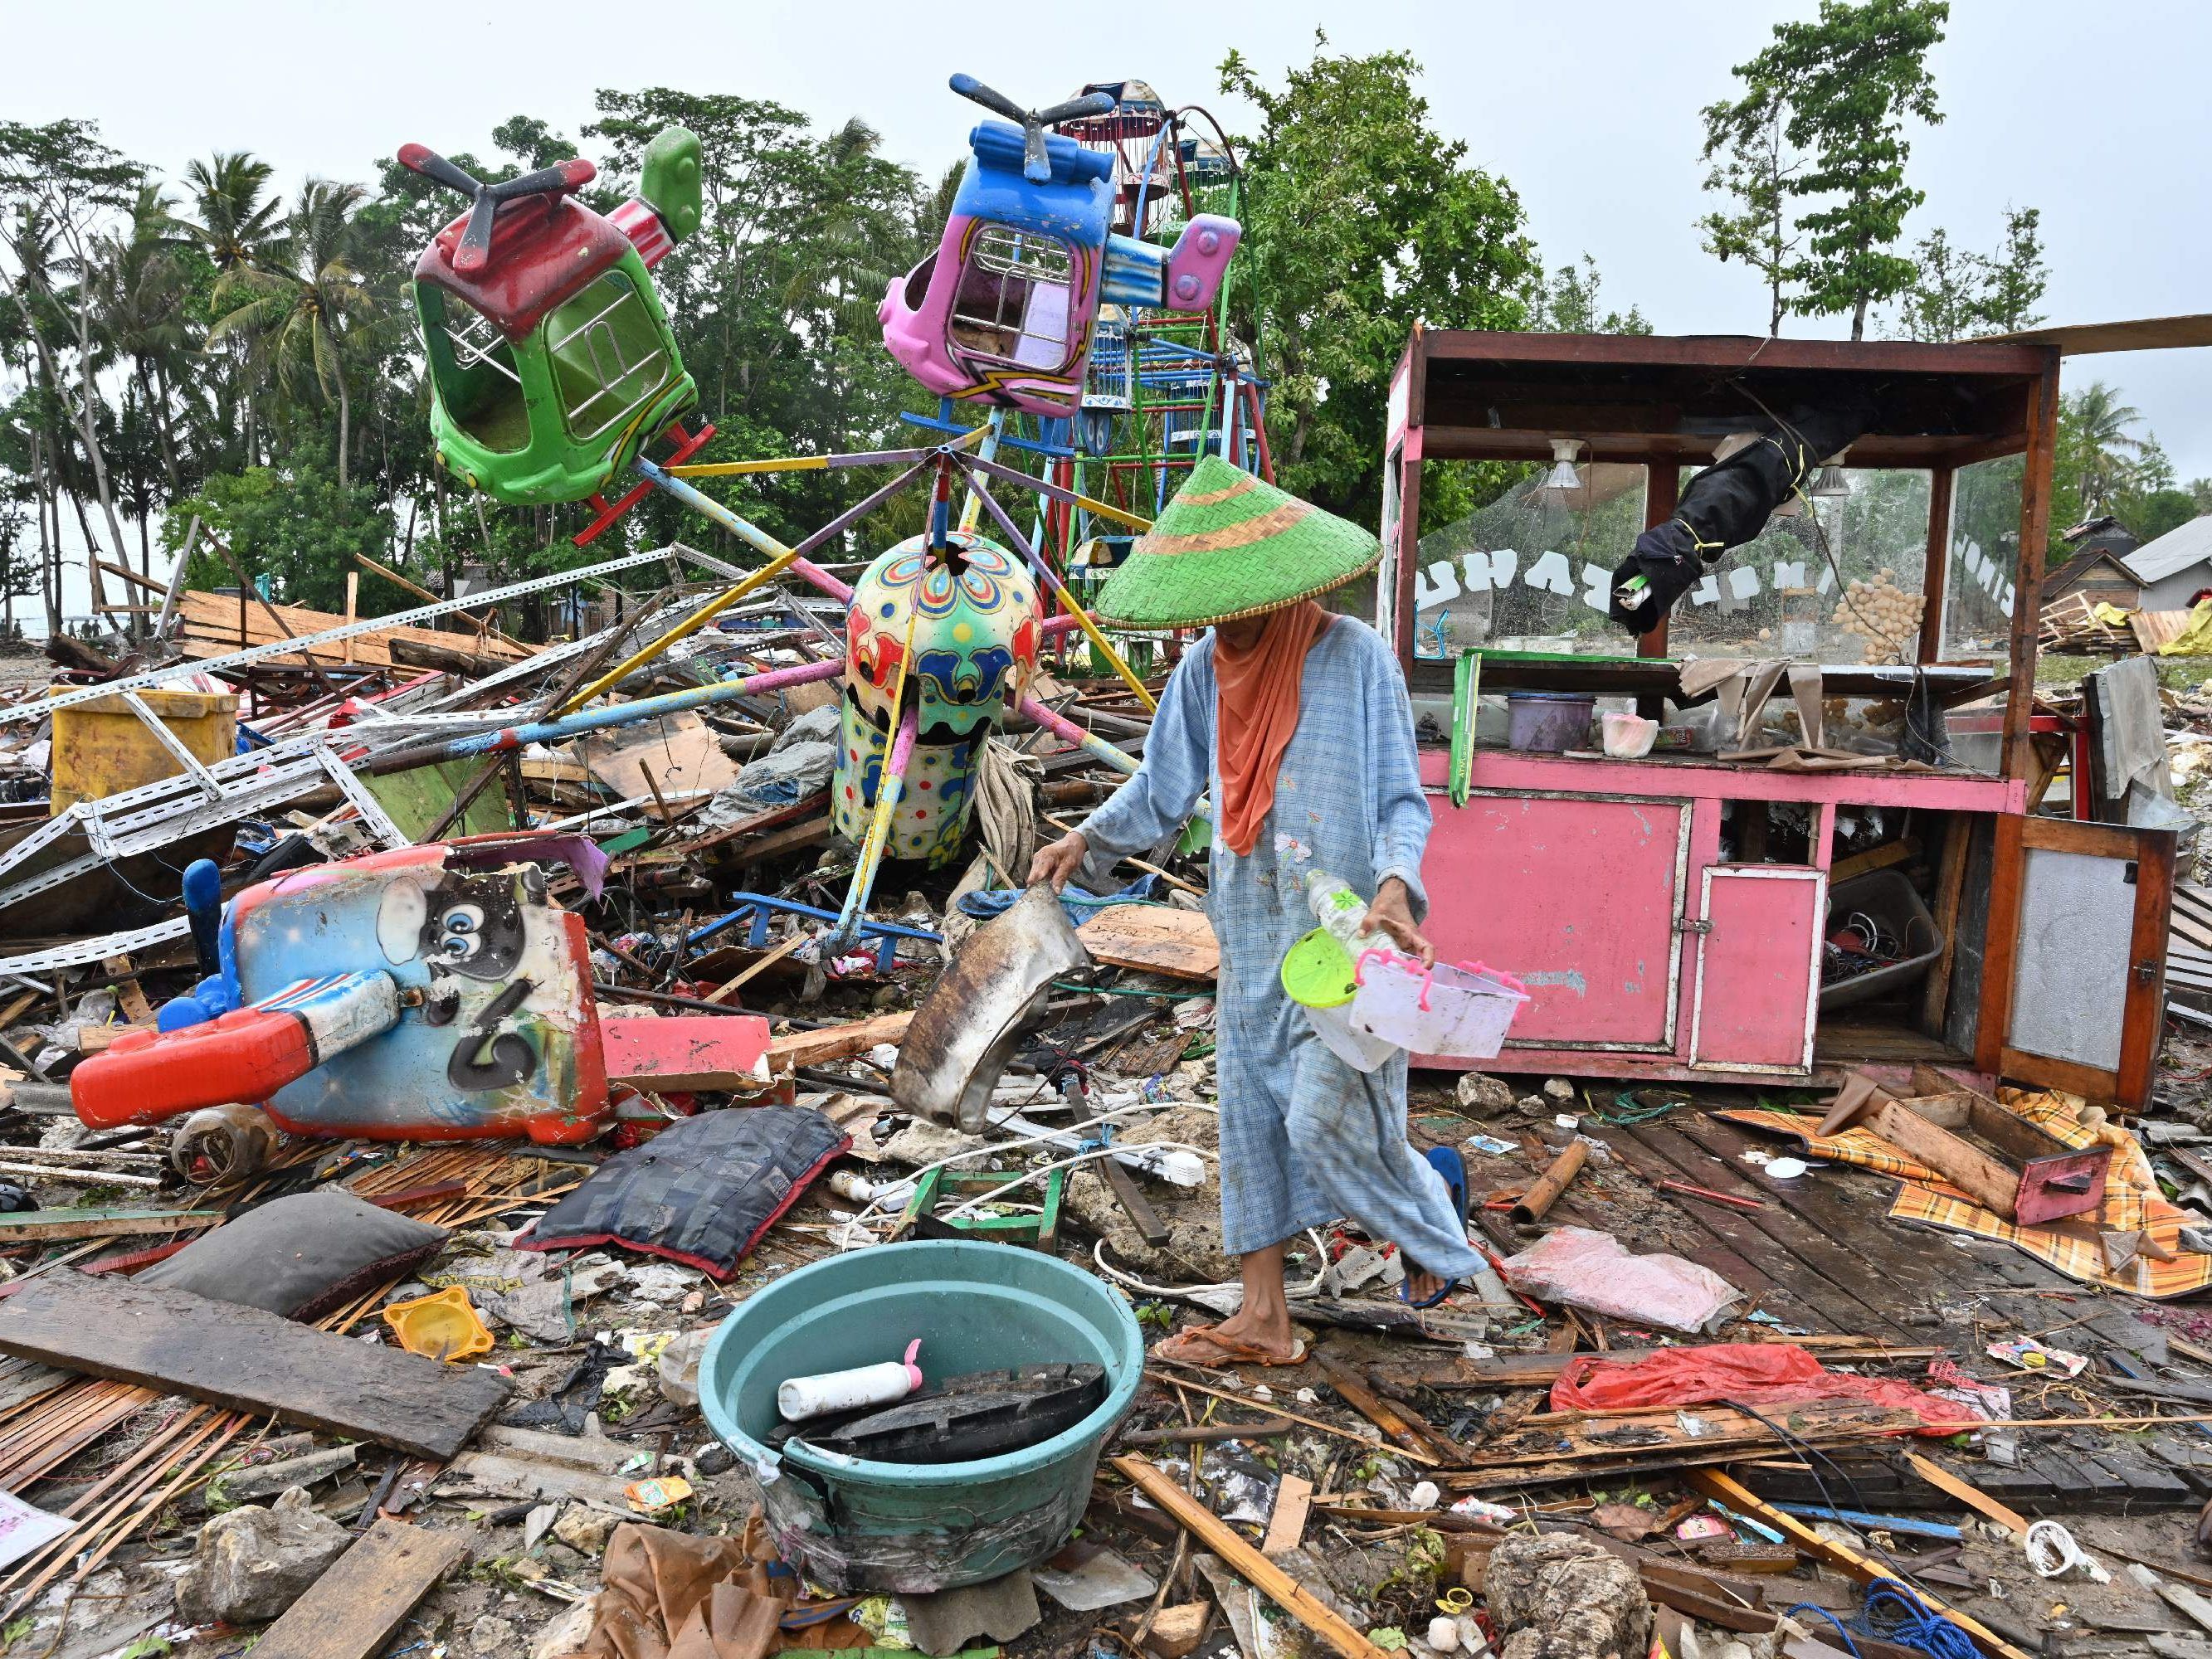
698, 1240, 1143, 1593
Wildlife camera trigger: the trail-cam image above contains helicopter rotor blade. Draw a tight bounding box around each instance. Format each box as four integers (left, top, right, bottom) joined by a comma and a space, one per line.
489, 159, 597, 201
1035, 92, 1118, 127
948, 73, 1028, 124
451, 190, 499, 275
396, 144, 480, 199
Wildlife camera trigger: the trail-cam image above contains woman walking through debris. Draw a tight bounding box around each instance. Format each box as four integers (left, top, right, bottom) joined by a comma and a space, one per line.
1030, 457, 1488, 1365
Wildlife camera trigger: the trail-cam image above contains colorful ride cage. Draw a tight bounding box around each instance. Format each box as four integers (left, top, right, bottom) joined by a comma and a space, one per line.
1053, 85, 1272, 591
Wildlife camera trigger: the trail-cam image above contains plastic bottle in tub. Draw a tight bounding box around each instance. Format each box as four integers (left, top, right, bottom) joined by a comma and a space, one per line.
777, 1338, 923, 1423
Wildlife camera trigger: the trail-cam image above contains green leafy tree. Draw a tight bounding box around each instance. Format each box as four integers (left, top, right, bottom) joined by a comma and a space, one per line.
2054, 382, 2146, 523
163, 440, 392, 611
1527, 255, 1652, 335
1978, 206, 2047, 333
1698, 95, 1801, 334
1220, 36, 1538, 526
1892, 227, 1978, 341
1718, 0, 1950, 339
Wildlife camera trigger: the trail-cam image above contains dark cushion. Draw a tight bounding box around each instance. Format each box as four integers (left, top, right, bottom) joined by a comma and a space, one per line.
517, 1107, 849, 1278
141, 1190, 449, 1321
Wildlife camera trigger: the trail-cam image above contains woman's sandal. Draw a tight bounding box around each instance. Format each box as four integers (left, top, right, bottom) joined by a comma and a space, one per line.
1401, 1144, 1471, 1310
1152, 1324, 1309, 1369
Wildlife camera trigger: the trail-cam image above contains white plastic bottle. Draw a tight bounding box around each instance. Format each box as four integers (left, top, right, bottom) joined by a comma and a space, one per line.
777, 1338, 923, 1423
1305, 871, 1391, 956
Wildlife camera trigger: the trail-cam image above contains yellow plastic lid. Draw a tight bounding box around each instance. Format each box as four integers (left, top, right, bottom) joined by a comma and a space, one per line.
1280, 927, 1358, 1009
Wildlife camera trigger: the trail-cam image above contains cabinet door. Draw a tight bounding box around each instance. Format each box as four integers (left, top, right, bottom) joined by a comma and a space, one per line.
1422, 790, 1690, 1052
1688, 867, 1825, 1073
1977, 815, 2175, 1108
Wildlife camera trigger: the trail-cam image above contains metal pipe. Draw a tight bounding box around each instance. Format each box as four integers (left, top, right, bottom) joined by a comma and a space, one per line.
368, 657, 847, 776
635, 459, 855, 602
828, 699, 921, 951
1510, 1140, 1587, 1226
1018, 693, 1140, 776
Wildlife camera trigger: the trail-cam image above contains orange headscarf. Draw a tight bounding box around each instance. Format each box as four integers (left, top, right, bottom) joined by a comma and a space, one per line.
1214, 601, 1331, 856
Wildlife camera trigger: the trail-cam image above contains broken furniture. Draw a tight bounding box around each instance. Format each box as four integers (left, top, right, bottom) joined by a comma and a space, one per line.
698, 1240, 1141, 1593
1378, 329, 2175, 1107
1818, 1067, 2111, 1224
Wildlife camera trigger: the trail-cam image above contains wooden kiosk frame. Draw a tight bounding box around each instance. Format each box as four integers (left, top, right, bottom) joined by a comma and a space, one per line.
1380, 328, 2172, 1107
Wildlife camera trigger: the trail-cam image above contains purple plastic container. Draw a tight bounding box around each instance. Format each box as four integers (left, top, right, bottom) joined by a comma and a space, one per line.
1505, 691, 1596, 753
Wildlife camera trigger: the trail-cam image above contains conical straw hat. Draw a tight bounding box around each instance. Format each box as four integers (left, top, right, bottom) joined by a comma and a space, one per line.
1090, 456, 1381, 629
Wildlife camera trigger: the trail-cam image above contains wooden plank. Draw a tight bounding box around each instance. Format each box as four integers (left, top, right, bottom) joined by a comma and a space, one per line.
602, 1014, 772, 1090
0, 1207, 225, 1246
249, 1518, 470, 1659
1686, 1470, 2033, 1659
0, 1271, 509, 1460
1623, 1118, 1916, 1340
1907, 1452, 2029, 1536
1078, 907, 1219, 981
767, 1010, 914, 1070
1920, 814, 1971, 1033
1831, 837, 1918, 884
1113, 1456, 1391, 1659
1260, 1473, 1313, 1558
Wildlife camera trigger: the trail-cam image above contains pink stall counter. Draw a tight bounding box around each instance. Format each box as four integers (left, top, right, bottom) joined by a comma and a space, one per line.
1376, 329, 2177, 1109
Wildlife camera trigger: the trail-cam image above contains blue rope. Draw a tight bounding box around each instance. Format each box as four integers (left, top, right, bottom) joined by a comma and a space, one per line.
1858, 1578, 1980, 1659
1785, 1604, 1860, 1657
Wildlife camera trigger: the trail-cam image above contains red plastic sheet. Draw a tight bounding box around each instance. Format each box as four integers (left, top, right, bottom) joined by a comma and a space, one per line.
1549, 1341, 1964, 1434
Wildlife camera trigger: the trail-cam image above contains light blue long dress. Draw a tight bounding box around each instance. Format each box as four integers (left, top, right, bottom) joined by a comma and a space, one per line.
1079, 616, 1487, 1279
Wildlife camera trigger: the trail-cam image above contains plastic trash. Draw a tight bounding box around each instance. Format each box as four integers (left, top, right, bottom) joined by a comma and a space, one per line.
777, 1337, 923, 1423
382, 1286, 495, 1362
1282, 927, 1399, 1072
1349, 948, 1530, 1059
1499, 1227, 1743, 1335
2025, 1519, 2110, 1583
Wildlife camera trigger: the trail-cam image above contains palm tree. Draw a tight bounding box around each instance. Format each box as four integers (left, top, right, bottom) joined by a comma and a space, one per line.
208, 181, 373, 489
2065, 381, 2146, 515
96, 183, 195, 495
178, 152, 282, 271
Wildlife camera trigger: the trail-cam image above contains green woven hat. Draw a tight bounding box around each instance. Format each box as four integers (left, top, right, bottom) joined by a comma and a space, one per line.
1090, 456, 1381, 629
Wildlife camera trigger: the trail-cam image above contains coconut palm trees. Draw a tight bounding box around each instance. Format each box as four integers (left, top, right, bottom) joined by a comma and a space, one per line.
2064, 381, 2146, 517
208, 180, 374, 489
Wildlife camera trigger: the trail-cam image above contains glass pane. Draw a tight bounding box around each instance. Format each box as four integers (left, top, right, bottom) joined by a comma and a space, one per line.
1661, 469, 1933, 663
1411, 464, 1646, 658
545, 270, 671, 442
1942, 455, 2022, 659
418, 285, 529, 455
949, 226, 1074, 369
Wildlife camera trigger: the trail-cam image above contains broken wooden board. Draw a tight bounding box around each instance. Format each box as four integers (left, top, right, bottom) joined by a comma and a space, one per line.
1445, 1400, 1924, 1492
1114, 1456, 1391, 1659
582, 709, 740, 816
176, 591, 531, 671
247, 1517, 470, 1659
768, 1010, 914, 1070
0, 1271, 509, 1460
1078, 906, 1218, 981
602, 1014, 772, 1091
0, 1206, 225, 1247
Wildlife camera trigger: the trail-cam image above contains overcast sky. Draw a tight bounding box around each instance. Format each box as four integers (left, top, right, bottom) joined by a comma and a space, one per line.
9, 0, 2207, 611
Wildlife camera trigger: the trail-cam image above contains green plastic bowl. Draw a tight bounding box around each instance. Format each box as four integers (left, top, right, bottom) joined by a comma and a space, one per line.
699, 1240, 1143, 1593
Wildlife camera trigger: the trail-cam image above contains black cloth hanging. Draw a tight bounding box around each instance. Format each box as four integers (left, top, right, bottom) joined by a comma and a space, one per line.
1609, 402, 1873, 634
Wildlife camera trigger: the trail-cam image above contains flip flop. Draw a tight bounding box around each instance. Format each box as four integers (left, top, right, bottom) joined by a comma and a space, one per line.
1402, 1145, 1471, 1310
1152, 1324, 1308, 1370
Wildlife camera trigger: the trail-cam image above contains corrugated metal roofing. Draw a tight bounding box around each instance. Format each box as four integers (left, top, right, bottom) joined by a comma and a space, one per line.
2122, 513, 2212, 584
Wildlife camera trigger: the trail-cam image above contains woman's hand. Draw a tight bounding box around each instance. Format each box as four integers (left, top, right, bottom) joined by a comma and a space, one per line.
1367, 876, 1435, 967
1030, 830, 1089, 893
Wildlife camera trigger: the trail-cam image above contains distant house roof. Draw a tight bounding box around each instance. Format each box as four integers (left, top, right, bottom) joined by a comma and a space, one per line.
2122, 514, 2212, 585
2042, 547, 2140, 598
2060, 513, 2141, 558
